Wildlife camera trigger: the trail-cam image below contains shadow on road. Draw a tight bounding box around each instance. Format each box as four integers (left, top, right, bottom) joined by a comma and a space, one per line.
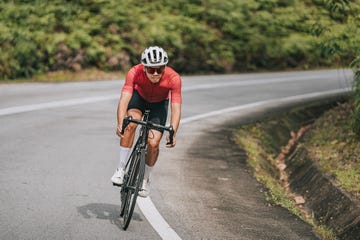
77, 203, 143, 229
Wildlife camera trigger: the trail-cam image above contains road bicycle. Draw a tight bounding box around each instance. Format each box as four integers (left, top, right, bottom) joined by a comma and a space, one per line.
114, 110, 174, 230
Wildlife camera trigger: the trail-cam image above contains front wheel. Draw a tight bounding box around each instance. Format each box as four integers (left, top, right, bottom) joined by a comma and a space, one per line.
121, 150, 145, 230
120, 148, 137, 218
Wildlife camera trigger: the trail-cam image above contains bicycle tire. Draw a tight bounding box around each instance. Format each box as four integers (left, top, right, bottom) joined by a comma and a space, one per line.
120, 147, 138, 218
121, 149, 145, 230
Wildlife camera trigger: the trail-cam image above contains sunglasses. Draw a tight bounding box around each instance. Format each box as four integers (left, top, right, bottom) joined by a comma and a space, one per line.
146, 66, 165, 74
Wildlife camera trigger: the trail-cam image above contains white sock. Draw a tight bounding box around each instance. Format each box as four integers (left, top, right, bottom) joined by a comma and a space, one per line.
118, 146, 130, 170
144, 164, 153, 181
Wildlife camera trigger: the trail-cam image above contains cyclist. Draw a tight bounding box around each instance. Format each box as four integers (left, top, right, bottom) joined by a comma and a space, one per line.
111, 46, 182, 197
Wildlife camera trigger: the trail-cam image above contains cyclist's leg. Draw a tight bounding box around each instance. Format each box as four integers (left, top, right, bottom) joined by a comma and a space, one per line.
139, 100, 168, 197
112, 91, 144, 185
146, 98, 169, 167
137, 130, 162, 197
120, 109, 142, 148
146, 130, 163, 166
113, 109, 142, 181
120, 90, 145, 148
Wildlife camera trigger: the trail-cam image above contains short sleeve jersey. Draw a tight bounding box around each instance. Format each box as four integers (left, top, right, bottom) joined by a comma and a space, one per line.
122, 64, 182, 103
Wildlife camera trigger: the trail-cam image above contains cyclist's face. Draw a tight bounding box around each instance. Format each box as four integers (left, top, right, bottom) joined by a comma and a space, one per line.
145, 66, 165, 83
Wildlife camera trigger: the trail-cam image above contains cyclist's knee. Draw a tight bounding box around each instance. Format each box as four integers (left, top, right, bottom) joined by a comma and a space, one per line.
128, 122, 139, 131
147, 138, 160, 149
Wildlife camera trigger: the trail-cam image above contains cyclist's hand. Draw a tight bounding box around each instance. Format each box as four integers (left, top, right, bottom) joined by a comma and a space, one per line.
116, 125, 123, 138
166, 135, 176, 148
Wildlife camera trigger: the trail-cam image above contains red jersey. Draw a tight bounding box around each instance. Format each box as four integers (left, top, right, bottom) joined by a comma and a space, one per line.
122, 64, 182, 103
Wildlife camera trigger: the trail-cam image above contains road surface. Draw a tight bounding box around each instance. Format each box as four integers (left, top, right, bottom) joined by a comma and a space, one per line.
0, 69, 353, 239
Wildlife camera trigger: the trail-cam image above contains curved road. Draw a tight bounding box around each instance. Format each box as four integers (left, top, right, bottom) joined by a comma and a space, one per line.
0, 69, 353, 239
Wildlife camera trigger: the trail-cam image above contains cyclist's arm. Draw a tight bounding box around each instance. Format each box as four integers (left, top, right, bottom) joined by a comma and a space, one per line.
170, 73, 182, 130
117, 67, 138, 135
117, 91, 132, 136
170, 102, 181, 135
166, 102, 181, 147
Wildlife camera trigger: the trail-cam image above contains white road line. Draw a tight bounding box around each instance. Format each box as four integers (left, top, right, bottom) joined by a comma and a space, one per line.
137, 197, 182, 240
0, 95, 119, 116
180, 88, 352, 124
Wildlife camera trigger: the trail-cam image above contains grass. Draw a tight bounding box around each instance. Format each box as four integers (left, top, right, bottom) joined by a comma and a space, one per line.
235, 129, 337, 240
304, 100, 360, 200
234, 100, 360, 240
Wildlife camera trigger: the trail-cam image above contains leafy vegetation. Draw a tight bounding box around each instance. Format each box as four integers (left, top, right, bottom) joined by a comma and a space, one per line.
315, 0, 360, 136
0, 0, 359, 80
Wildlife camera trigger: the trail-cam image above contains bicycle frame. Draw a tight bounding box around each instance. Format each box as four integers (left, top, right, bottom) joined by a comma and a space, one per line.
123, 111, 151, 171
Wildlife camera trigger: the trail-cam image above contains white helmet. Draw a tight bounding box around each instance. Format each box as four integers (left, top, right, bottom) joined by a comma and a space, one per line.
141, 46, 169, 67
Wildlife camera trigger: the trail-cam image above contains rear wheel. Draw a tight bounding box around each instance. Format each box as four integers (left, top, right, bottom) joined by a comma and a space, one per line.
121, 150, 145, 230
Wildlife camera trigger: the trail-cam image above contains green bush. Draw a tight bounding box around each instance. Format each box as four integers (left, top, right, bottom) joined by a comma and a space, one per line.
0, 0, 359, 79
318, 0, 360, 135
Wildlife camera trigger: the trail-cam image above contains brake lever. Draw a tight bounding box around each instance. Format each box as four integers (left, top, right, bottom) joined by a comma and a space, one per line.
166, 126, 174, 146
120, 116, 132, 135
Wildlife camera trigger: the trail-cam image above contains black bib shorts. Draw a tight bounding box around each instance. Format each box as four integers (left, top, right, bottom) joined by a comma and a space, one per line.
127, 90, 169, 128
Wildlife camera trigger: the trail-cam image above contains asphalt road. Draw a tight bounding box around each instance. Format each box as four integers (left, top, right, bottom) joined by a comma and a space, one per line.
0, 69, 353, 240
